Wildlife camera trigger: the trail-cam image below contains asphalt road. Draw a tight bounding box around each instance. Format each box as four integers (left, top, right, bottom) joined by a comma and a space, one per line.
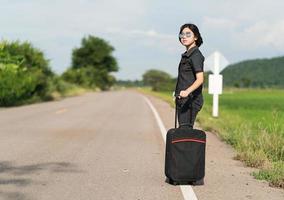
0, 91, 183, 200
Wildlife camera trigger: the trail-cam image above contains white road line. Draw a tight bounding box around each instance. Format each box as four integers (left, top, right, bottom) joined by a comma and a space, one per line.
143, 96, 198, 200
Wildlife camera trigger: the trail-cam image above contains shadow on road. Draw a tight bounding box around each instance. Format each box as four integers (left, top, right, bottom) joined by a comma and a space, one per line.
0, 161, 83, 176
0, 161, 84, 200
0, 190, 30, 200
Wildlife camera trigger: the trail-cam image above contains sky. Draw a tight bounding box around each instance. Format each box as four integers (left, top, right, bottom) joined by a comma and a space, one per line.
1, 0, 284, 80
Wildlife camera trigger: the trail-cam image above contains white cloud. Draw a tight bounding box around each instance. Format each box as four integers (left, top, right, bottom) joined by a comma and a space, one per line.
234, 20, 284, 51
106, 28, 174, 40
202, 16, 239, 30
0, 0, 149, 36
243, 20, 284, 48
106, 27, 181, 54
201, 15, 284, 61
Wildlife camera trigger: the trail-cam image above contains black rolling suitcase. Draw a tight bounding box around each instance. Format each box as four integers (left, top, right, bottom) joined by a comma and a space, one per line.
165, 96, 206, 185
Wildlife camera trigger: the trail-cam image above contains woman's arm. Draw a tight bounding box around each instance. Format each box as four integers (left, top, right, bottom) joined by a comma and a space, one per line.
179, 72, 204, 98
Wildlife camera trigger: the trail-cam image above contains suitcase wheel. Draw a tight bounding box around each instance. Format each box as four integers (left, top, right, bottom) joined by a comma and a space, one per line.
165, 178, 178, 185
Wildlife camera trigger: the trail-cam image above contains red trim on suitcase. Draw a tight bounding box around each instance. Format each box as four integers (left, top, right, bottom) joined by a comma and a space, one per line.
171, 138, 206, 144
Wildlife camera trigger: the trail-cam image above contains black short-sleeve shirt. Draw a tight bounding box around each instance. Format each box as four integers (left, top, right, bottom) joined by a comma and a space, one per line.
175, 46, 205, 110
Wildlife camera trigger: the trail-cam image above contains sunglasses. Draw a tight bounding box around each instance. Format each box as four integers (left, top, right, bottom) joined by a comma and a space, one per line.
179, 32, 192, 39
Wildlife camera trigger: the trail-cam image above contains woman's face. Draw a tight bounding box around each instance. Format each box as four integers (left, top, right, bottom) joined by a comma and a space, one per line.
179, 27, 197, 47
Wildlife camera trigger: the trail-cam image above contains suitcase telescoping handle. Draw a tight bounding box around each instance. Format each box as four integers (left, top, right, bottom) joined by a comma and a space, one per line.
174, 94, 194, 129
174, 95, 179, 129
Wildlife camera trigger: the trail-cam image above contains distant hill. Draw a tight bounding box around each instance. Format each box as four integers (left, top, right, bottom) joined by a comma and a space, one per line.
221, 56, 284, 88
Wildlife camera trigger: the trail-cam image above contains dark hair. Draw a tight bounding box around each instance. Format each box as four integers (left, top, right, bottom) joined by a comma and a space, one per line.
179, 23, 203, 47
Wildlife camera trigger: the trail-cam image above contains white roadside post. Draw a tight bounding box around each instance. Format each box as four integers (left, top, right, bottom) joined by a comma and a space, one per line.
208, 52, 223, 117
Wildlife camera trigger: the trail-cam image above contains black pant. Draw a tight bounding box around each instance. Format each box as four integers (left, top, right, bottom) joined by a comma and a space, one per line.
177, 101, 199, 128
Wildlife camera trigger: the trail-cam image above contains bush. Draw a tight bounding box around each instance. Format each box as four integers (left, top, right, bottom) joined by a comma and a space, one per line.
0, 63, 40, 106
0, 40, 57, 106
62, 67, 96, 88
142, 69, 175, 91
0, 40, 52, 76
0, 40, 55, 104
62, 66, 116, 91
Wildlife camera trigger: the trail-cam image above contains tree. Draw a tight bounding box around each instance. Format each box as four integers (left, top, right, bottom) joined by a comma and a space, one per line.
67, 35, 119, 90
221, 56, 284, 88
142, 69, 174, 91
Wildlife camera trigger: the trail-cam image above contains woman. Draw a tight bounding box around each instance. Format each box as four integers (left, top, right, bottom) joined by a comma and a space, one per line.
175, 23, 205, 128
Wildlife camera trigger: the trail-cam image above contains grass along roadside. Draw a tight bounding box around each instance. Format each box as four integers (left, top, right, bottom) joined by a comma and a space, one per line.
49, 85, 93, 101
138, 87, 284, 188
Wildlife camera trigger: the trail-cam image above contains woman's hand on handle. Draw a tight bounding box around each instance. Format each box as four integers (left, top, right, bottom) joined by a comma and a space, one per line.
179, 90, 190, 98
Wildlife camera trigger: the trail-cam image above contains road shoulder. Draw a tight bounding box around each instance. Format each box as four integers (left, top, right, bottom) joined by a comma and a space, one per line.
141, 91, 284, 200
